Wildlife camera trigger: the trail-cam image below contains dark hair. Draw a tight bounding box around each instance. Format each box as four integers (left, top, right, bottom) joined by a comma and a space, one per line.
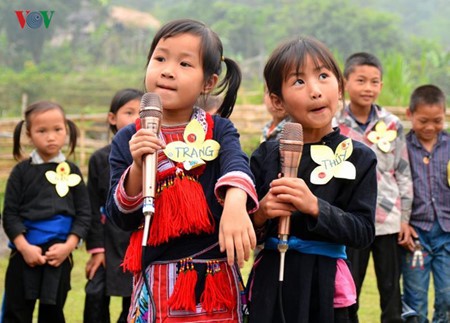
409, 84, 446, 113
109, 88, 144, 134
13, 101, 79, 161
264, 36, 344, 102
344, 52, 383, 80
145, 18, 241, 118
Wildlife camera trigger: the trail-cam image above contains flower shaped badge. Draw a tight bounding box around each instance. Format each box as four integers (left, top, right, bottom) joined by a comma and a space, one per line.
163, 119, 220, 170
367, 121, 397, 153
45, 162, 81, 197
310, 138, 356, 185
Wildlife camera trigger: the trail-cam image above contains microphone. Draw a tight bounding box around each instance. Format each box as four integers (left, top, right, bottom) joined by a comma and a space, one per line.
140, 93, 162, 246
277, 122, 303, 281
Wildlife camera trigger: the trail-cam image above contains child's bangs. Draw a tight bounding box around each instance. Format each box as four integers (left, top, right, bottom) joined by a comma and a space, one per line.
282, 41, 337, 81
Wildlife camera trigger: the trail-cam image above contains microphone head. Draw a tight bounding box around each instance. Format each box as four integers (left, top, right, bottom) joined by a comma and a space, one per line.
140, 92, 162, 119
280, 122, 303, 152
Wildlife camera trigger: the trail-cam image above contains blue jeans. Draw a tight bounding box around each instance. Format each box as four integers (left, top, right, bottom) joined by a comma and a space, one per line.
401, 222, 450, 323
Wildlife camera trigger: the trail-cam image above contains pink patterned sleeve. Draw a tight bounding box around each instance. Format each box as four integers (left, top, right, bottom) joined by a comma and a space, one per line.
113, 166, 143, 214
214, 171, 259, 213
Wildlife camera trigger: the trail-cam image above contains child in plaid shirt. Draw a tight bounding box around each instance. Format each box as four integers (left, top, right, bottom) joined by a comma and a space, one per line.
401, 84, 450, 323
335, 52, 413, 322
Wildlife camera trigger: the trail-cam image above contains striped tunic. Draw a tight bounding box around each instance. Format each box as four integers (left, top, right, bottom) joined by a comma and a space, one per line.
406, 130, 450, 232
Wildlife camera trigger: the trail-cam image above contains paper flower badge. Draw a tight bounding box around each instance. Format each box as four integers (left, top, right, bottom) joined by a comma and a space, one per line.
310, 138, 356, 185
163, 119, 220, 170
45, 162, 81, 197
367, 121, 397, 153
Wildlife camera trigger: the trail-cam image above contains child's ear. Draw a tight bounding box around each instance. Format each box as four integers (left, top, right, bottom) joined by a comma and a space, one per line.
203, 74, 219, 94
107, 112, 117, 126
406, 108, 412, 120
270, 93, 286, 114
343, 78, 349, 92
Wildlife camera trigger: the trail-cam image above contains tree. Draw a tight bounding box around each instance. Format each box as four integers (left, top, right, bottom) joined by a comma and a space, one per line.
0, 0, 102, 69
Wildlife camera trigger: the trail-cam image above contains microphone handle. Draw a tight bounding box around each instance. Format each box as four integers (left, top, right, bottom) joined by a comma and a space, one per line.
278, 149, 301, 236
142, 152, 157, 214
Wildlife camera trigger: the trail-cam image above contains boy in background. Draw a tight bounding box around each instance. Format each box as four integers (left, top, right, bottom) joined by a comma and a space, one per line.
335, 52, 413, 322
260, 83, 289, 142
402, 84, 450, 323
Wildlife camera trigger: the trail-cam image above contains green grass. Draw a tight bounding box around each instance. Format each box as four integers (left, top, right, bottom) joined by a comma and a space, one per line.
0, 248, 434, 322
0, 247, 122, 322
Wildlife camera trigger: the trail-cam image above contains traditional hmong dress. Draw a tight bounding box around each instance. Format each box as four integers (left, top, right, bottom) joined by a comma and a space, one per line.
2, 151, 91, 322
106, 108, 258, 322
247, 128, 377, 323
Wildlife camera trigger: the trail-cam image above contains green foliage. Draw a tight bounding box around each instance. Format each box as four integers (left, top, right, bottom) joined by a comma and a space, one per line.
0, 0, 448, 113
0, 66, 145, 117
377, 53, 415, 107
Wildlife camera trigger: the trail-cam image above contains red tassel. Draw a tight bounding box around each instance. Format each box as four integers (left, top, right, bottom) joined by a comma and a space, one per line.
149, 173, 214, 246
215, 262, 235, 309
168, 258, 198, 312
122, 228, 143, 273
200, 261, 234, 312
200, 261, 220, 312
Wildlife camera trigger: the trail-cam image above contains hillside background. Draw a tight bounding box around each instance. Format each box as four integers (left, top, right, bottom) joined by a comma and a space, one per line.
0, 0, 448, 119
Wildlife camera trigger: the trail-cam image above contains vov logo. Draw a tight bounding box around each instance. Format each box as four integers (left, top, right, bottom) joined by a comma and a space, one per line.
15, 11, 55, 29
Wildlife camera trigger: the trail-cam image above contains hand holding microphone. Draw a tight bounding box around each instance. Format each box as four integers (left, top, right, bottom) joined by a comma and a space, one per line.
277, 122, 303, 281
278, 122, 303, 239
138, 93, 162, 246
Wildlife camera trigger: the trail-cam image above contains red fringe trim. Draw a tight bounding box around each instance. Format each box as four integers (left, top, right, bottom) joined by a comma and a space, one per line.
122, 227, 143, 273
148, 173, 214, 246
168, 258, 198, 312
200, 261, 235, 312
122, 112, 216, 273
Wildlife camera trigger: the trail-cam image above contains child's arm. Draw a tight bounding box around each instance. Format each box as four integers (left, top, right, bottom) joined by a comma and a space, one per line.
125, 128, 165, 196
85, 252, 105, 279
106, 125, 164, 230
219, 187, 256, 268
13, 234, 46, 267
45, 234, 79, 267
85, 151, 107, 279
213, 117, 259, 267
393, 124, 413, 246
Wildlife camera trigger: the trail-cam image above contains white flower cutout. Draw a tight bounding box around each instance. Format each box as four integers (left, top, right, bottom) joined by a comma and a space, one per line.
310, 138, 356, 185
45, 162, 81, 197
164, 119, 220, 170
367, 121, 397, 153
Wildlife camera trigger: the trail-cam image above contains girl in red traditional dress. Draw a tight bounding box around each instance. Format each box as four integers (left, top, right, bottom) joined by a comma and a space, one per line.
106, 19, 258, 322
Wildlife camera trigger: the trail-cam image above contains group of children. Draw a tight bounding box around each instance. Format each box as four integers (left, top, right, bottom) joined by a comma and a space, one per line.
0, 17, 448, 323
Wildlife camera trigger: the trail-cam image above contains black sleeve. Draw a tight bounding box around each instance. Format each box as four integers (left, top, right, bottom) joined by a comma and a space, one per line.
69, 163, 92, 240
2, 163, 27, 241
249, 141, 280, 242
85, 150, 106, 250
106, 124, 143, 231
